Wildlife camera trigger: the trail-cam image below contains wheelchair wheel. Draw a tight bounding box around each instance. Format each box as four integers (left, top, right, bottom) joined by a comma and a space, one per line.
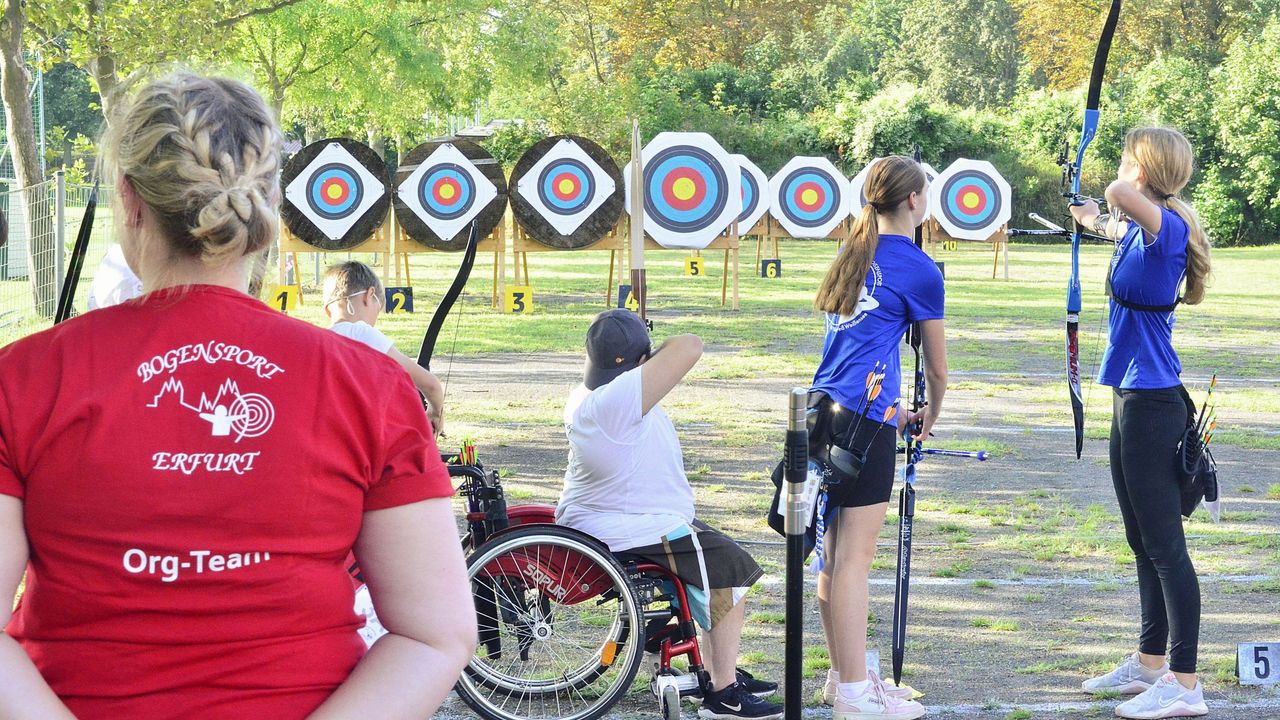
455, 524, 645, 720
661, 684, 681, 720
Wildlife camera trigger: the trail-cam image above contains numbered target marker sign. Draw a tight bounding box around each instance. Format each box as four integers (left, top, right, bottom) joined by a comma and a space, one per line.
685, 256, 705, 277
769, 157, 850, 238
1239, 642, 1280, 685
398, 143, 497, 243
284, 142, 387, 242
517, 137, 615, 237
384, 286, 414, 314
624, 132, 740, 250
731, 154, 770, 233
617, 284, 640, 313
929, 159, 1012, 241
761, 258, 781, 278
272, 284, 301, 313
504, 286, 534, 314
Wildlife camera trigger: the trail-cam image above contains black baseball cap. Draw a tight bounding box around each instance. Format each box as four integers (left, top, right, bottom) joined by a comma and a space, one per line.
584, 309, 652, 390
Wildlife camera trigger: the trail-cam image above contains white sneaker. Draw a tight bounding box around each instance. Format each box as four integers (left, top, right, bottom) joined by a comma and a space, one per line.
833, 681, 926, 720
1113, 673, 1208, 719
1083, 653, 1169, 695
824, 669, 914, 705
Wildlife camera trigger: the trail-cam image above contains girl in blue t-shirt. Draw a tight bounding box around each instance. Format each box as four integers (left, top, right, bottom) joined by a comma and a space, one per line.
1069, 127, 1213, 720
809, 156, 945, 720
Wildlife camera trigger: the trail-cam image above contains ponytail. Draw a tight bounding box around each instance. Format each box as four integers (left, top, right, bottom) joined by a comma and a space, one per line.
814, 156, 925, 316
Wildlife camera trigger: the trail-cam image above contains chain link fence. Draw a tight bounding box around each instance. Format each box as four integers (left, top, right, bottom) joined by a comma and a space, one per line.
1, 173, 111, 347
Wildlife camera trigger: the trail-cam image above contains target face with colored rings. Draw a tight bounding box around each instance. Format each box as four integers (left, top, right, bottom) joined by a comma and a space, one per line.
848, 157, 886, 216
623, 132, 739, 250
516, 138, 614, 236
284, 141, 386, 243
928, 158, 1011, 240
768, 157, 850, 238
397, 143, 497, 243
732, 154, 770, 233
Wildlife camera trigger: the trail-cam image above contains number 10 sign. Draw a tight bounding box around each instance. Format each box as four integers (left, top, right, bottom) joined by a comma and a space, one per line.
1238, 642, 1280, 685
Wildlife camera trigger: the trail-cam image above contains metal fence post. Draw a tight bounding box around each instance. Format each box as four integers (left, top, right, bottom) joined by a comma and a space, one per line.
54, 171, 66, 302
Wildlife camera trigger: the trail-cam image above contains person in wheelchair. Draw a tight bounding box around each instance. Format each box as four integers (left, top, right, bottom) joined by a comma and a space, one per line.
556, 309, 784, 720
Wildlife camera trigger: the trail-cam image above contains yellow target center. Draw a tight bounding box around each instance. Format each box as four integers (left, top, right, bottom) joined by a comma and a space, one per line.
558, 178, 576, 195
672, 177, 697, 202
439, 184, 457, 200
962, 192, 980, 209
801, 188, 819, 206
325, 184, 344, 200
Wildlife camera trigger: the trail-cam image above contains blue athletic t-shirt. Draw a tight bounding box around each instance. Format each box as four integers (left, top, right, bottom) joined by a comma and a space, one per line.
1097, 207, 1188, 389
811, 234, 945, 425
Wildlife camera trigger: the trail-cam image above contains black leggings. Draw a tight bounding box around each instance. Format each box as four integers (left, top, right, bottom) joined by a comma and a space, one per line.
1110, 387, 1200, 673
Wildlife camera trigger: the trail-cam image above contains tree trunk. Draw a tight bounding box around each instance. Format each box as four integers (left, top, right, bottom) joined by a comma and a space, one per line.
366, 126, 385, 160
0, 0, 56, 317
86, 53, 126, 125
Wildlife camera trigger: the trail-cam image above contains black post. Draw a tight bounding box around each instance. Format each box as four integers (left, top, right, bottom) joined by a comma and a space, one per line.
783, 387, 808, 720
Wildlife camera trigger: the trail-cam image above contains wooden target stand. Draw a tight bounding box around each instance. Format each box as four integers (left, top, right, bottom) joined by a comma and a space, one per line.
923, 219, 1010, 280
755, 215, 855, 265
275, 211, 507, 308
509, 218, 743, 310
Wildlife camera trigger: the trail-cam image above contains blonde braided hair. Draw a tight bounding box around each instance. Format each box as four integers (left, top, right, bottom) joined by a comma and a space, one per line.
102, 74, 282, 265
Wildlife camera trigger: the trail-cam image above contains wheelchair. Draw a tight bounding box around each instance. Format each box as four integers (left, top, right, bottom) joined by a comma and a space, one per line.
448, 445, 710, 720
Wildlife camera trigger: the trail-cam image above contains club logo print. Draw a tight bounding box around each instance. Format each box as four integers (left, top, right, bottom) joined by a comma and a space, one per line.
148, 379, 275, 443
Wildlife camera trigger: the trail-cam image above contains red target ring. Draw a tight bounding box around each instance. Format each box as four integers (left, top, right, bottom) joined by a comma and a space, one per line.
432, 176, 464, 206
320, 177, 351, 207
955, 184, 988, 216
551, 172, 581, 202
661, 167, 708, 212
794, 181, 825, 212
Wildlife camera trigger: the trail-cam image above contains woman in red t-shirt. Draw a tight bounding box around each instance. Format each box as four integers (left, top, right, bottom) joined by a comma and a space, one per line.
0, 74, 476, 719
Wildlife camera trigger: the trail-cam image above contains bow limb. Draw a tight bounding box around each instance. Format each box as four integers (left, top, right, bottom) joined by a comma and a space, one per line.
417, 221, 480, 372
55, 182, 99, 324
1067, 0, 1122, 459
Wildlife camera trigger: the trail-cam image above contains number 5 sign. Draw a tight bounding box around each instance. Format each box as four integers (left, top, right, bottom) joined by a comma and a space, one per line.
1238, 642, 1280, 685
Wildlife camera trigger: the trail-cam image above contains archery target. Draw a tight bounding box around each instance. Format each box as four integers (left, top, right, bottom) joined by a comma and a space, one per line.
768, 157, 850, 238
282, 139, 389, 250
623, 132, 739, 249
929, 159, 1011, 240
511, 135, 621, 249
848, 157, 887, 216
395, 140, 507, 251
732, 154, 770, 233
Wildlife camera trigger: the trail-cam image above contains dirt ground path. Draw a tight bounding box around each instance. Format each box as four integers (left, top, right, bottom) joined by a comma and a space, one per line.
432, 352, 1280, 720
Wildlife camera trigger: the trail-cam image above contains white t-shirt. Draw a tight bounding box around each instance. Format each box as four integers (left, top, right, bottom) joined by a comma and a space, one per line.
555, 367, 695, 552
330, 320, 394, 354
87, 244, 143, 310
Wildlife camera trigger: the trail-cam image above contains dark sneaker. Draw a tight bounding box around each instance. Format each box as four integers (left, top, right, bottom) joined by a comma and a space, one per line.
698, 681, 784, 719
735, 668, 778, 698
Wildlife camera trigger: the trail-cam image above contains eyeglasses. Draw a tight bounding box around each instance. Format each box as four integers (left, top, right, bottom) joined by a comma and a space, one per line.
324, 289, 381, 314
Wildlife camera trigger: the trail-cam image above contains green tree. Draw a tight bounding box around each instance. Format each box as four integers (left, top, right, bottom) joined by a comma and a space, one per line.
897, 0, 1020, 108
1210, 15, 1280, 244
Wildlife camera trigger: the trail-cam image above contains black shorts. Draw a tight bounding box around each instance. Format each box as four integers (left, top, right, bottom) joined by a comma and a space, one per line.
824, 417, 897, 508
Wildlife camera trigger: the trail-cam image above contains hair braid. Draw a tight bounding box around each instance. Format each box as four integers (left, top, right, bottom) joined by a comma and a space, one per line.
102, 73, 282, 267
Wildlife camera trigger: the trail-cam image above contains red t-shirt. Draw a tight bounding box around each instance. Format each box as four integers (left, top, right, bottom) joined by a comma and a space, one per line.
0, 285, 453, 719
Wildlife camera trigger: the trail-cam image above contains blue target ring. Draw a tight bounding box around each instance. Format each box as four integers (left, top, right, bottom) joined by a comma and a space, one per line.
941, 171, 1000, 231
537, 159, 595, 215
306, 163, 363, 219
419, 163, 475, 220
644, 146, 728, 233
738, 167, 759, 224
778, 168, 840, 228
